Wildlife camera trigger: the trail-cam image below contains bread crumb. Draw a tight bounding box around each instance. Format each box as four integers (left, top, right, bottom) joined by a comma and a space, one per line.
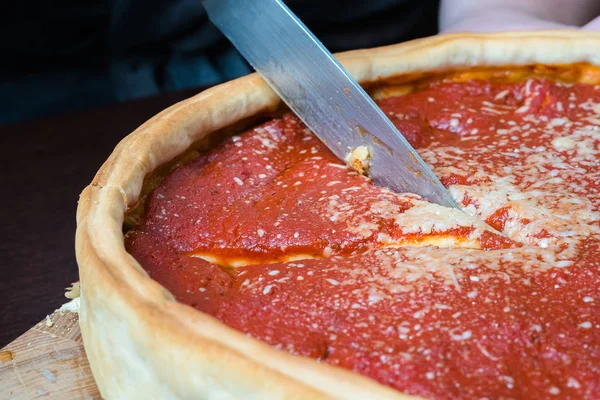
65, 281, 80, 299
45, 315, 54, 327
58, 297, 80, 314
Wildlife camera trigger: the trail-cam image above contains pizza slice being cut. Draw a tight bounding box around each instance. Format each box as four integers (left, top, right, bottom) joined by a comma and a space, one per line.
134, 114, 516, 269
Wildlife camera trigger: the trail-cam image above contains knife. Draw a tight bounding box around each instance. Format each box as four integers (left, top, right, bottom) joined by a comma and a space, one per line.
202, 0, 459, 209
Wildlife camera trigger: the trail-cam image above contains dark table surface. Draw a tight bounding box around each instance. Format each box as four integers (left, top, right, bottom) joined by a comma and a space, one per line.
0, 87, 208, 346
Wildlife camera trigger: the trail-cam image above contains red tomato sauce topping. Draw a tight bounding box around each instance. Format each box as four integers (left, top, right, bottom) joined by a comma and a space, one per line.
126, 76, 600, 399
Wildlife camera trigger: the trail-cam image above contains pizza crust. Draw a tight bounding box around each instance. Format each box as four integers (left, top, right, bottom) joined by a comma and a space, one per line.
76, 31, 600, 399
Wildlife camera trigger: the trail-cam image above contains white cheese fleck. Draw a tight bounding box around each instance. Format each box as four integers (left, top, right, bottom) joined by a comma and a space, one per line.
579, 321, 592, 329
450, 330, 472, 341
551, 136, 576, 150
549, 386, 560, 395
263, 285, 274, 295
567, 377, 581, 389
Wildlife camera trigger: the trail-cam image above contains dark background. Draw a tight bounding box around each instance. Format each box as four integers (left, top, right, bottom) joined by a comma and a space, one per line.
0, 88, 201, 345
0, 0, 439, 346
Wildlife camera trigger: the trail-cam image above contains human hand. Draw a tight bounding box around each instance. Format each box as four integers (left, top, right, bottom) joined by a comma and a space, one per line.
583, 16, 600, 30
439, 0, 600, 34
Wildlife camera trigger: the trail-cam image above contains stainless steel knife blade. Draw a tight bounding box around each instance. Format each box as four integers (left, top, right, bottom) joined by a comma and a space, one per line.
202, 0, 459, 209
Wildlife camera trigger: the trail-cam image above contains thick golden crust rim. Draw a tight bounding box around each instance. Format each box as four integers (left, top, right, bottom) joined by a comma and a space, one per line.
75, 31, 600, 399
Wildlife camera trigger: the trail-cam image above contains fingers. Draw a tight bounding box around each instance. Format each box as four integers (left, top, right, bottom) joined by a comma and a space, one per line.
440, 13, 576, 34
582, 15, 600, 30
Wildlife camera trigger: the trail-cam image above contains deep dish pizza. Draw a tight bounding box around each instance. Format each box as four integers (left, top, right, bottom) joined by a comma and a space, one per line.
76, 32, 600, 399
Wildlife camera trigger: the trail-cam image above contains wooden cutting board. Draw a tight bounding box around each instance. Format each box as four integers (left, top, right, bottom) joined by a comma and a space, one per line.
0, 309, 100, 399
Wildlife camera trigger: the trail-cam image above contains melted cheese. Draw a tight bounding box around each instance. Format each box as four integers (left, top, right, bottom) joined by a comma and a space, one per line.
191, 196, 501, 267
192, 252, 317, 267
345, 145, 371, 175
